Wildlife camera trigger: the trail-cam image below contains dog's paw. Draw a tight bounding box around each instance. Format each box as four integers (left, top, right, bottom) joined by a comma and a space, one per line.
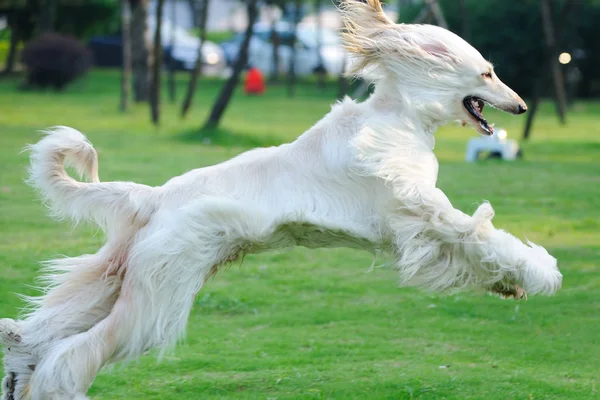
489, 283, 527, 300
0, 319, 22, 347
1, 372, 16, 400
472, 202, 495, 236
473, 202, 495, 221
521, 242, 562, 295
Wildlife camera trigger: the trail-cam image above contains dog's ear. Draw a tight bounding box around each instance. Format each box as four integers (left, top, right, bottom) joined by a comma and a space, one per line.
393, 28, 455, 61
340, 0, 394, 58
340, 1, 456, 75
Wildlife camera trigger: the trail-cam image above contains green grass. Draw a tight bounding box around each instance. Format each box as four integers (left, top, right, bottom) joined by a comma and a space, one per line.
185, 29, 236, 44
204, 31, 237, 44
0, 70, 599, 399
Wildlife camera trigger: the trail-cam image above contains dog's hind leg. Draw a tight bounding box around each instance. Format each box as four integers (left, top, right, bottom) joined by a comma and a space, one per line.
27, 249, 220, 399
28, 199, 266, 399
0, 252, 122, 400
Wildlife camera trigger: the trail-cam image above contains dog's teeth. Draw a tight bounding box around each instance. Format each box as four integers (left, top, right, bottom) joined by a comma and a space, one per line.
471, 99, 483, 114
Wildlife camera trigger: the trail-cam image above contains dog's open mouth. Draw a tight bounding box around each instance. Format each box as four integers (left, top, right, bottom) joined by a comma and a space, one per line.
463, 96, 494, 135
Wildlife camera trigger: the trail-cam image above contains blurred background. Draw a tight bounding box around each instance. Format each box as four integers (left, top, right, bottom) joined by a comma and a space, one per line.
0, 1, 599, 399
1, 0, 599, 129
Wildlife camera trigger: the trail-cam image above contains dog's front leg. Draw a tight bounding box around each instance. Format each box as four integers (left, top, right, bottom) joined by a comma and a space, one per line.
390, 186, 562, 296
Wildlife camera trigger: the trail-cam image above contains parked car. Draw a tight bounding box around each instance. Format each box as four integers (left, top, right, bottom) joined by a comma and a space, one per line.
146, 18, 227, 73
220, 22, 347, 76
89, 19, 227, 75
88, 35, 123, 68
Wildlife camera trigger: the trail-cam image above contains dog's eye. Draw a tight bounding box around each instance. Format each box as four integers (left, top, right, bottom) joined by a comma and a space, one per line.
482, 72, 493, 79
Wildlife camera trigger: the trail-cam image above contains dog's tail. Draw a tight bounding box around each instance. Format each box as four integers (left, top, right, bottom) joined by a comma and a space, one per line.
26, 126, 157, 231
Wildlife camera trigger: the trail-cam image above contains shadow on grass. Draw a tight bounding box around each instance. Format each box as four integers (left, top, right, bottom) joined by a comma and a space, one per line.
179, 126, 283, 149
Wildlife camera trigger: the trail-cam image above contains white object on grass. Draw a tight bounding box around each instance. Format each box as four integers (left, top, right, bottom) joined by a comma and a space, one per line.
465, 129, 520, 162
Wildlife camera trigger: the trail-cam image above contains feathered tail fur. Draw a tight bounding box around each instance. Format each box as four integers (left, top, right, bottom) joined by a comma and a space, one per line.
26, 126, 158, 233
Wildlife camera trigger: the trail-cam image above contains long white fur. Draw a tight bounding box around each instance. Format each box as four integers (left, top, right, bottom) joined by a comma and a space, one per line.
1, 1, 561, 399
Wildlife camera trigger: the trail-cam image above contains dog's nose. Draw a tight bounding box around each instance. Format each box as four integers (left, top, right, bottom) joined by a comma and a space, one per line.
517, 103, 527, 114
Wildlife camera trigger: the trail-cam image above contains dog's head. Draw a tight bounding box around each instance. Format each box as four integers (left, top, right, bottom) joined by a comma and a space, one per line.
340, 0, 527, 135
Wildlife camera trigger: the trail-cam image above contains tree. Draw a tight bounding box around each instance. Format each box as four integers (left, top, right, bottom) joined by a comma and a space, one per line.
425, 0, 448, 29
264, 0, 287, 83
1, 15, 20, 76
120, 0, 132, 112
458, 0, 470, 41
203, 0, 258, 130
269, 5, 280, 82
131, 0, 149, 102
39, 0, 56, 34
314, 0, 326, 89
186, 0, 199, 27
0, 6, 37, 77
181, 0, 210, 118
43, 1, 122, 40
150, 0, 165, 125
540, 0, 567, 125
287, 0, 302, 98
523, 0, 575, 139
167, 0, 177, 103
2, 0, 117, 77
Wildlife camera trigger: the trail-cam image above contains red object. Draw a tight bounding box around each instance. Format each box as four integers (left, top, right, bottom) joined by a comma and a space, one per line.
244, 67, 266, 95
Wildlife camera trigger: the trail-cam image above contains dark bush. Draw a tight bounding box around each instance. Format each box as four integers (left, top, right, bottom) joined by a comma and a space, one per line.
21, 33, 93, 90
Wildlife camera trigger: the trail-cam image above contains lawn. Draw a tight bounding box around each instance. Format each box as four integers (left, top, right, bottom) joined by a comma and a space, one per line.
0, 70, 599, 399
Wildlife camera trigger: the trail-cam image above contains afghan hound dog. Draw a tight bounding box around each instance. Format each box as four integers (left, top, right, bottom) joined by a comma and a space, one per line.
0, 1, 562, 398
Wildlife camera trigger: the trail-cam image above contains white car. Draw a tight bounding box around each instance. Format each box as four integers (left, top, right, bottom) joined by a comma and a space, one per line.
146, 18, 227, 74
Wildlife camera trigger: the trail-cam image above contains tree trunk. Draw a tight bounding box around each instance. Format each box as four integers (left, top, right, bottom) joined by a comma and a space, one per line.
540, 0, 567, 125
522, 78, 542, 140
287, 0, 301, 98
314, 0, 326, 89
150, 0, 165, 125
413, 6, 432, 24
181, 0, 210, 118
269, 12, 280, 83
167, 0, 177, 103
203, 0, 258, 130
39, 0, 56, 34
523, 0, 574, 139
1, 20, 19, 76
555, 0, 577, 44
186, 0, 198, 28
120, 0, 133, 112
131, 0, 150, 102
425, 0, 448, 29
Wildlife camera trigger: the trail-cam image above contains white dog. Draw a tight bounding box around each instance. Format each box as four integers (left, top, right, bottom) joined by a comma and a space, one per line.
0, 1, 562, 398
